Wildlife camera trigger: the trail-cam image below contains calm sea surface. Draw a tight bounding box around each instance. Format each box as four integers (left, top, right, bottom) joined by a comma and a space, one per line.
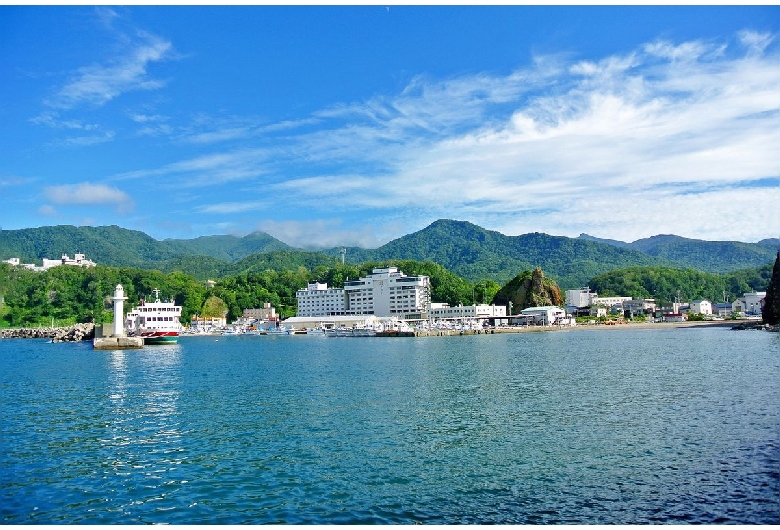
2, 327, 779, 524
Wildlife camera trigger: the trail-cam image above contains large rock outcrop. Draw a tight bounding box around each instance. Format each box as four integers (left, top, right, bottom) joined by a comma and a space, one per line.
762, 250, 780, 325
492, 267, 564, 314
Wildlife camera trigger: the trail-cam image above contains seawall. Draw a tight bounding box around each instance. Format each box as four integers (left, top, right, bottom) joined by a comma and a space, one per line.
1, 323, 95, 342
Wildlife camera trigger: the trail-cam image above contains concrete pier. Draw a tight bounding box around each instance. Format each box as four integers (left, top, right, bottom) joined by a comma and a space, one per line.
93, 335, 144, 350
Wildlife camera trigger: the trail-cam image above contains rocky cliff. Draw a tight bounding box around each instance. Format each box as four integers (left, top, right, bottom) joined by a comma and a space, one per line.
762, 251, 780, 325
492, 268, 564, 313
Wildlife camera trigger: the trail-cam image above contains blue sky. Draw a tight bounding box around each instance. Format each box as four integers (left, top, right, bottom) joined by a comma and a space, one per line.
2, 5, 779, 248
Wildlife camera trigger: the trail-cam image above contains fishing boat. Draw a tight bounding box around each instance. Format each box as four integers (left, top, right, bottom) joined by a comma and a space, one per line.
125, 289, 182, 344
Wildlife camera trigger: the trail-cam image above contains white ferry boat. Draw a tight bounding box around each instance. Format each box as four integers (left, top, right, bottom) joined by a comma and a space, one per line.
125, 289, 182, 344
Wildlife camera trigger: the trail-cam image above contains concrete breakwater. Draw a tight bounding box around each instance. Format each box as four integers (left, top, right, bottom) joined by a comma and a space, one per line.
1, 323, 95, 342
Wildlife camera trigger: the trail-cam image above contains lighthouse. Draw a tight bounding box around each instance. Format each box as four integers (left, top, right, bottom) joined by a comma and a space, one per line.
111, 284, 128, 337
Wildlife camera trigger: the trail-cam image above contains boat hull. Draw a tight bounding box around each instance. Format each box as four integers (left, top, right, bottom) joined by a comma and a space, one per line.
141, 331, 179, 344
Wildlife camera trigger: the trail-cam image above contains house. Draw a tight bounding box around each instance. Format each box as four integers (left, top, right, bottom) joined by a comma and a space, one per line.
689, 300, 713, 315
663, 313, 686, 323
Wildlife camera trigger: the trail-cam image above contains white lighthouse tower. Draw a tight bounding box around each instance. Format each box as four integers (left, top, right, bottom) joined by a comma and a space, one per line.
111, 284, 128, 337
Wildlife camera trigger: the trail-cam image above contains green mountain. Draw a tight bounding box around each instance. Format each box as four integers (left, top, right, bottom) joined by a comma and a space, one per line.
325, 220, 674, 288
0, 225, 180, 268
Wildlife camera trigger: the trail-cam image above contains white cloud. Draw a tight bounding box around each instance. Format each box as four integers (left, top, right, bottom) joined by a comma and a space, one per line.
197, 200, 267, 214
37, 205, 58, 217
738, 30, 775, 54
44, 32, 173, 110
44, 182, 134, 214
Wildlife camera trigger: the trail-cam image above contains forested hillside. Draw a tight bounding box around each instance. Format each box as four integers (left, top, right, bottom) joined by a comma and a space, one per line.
588, 264, 773, 306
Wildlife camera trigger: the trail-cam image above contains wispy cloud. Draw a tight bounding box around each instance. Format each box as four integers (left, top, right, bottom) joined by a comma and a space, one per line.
254, 219, 395, 249
44, 182, 134, 214
54, 131, 116, 147
45, 33, 172, 110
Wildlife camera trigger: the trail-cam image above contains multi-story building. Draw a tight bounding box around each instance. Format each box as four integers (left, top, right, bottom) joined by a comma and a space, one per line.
565, 288, 597, 309
295, 267, 431, 319
344, 267, 431, 317
295, 282, 347, 317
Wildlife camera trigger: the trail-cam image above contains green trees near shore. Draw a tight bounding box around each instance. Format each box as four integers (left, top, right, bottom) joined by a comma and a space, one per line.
0, 258, 772, 329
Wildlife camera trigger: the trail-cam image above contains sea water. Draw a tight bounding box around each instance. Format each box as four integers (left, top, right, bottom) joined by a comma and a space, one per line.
1, 327, 778, 524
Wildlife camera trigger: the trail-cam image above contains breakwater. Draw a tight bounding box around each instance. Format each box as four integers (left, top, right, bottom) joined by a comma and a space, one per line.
1, 323, 95, 342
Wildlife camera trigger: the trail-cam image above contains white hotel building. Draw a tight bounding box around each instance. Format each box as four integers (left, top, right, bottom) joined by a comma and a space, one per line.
296, 267, 431, 319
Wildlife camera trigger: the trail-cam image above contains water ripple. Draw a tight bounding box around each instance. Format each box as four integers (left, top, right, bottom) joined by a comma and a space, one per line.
2, 330, 779, 523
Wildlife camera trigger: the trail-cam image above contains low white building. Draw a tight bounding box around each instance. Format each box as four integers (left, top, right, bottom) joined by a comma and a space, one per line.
243, 302, 278, 321
512, 306, 568, 326
597, 295, 633, 307
429, 303, 506, 320
191, 316, 227, 330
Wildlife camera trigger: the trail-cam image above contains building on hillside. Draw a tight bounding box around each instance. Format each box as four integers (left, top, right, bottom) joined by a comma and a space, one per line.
689, 300, 713, 315
3, 253, 96, 271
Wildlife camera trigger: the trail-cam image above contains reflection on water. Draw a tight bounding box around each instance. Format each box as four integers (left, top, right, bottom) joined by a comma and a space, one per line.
100, 345, 186, 522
